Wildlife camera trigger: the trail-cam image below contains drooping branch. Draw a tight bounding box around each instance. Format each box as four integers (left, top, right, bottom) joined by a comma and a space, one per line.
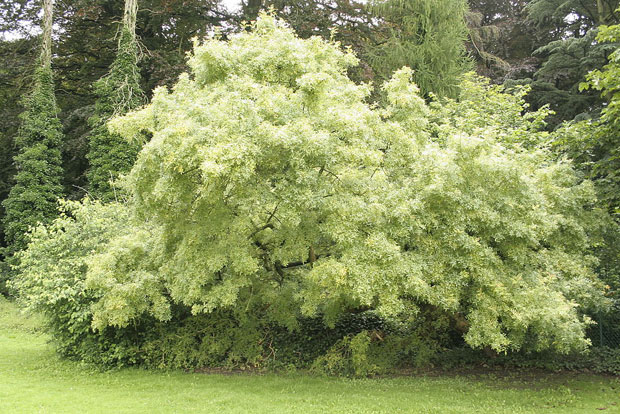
277, 253, 331, 271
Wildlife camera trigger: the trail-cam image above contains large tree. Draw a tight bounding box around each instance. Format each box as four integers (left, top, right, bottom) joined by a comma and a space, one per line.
100, 14, 604, 352
13, 14, 610, 371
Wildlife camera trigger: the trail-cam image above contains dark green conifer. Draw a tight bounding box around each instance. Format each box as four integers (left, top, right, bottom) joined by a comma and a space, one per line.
525, 0, 620, 126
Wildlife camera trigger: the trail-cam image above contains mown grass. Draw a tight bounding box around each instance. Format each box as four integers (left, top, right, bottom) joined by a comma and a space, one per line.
0, 297, 618, 413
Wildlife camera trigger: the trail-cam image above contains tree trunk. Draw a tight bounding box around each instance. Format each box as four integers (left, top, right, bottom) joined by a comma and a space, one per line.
41, 0, 53, 66
123, 0, 139, 38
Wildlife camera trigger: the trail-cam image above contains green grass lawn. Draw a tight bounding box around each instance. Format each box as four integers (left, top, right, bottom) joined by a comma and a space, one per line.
1, 297, 618, 413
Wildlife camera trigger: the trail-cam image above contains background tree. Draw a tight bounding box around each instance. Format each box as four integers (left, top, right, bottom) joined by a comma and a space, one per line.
85, 0, 144, 201
466, 0, 537, 81
366, 0, 472, 98
555, 18, 620, 218
1, 0, 64, 291
0, 1, 228, 199
525, 0, 620, 127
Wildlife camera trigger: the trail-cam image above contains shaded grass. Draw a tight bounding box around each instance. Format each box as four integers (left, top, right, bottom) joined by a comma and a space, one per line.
1, 297, 618, 413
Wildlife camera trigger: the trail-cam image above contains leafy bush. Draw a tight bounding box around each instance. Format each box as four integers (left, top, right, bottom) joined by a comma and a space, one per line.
13, 14, 614, 374
106, 13, 608, 354
10, 200, 141, 365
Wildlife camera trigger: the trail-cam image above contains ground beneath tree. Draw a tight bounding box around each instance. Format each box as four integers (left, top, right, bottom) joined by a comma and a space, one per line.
1, 298, 618, 413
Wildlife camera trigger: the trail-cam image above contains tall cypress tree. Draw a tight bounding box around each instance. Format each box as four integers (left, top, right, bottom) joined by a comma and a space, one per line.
86, 0, 144, 201
1, 0, 64, 256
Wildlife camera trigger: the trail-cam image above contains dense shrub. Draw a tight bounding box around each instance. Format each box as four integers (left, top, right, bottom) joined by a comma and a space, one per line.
433, 346, 620, 376
10, 200, 140, 365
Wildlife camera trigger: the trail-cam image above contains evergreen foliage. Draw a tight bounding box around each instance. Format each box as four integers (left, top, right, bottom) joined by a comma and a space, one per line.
524, 0, 620, 126
86, 0, 144, 201
1, 0, 64, 292
466, 0, 534, 80
1, 66, 64, 252
366, 0, 472, 98
580, 20, 620, 217
553, 18, 620, 218
529, 29, 616, 126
